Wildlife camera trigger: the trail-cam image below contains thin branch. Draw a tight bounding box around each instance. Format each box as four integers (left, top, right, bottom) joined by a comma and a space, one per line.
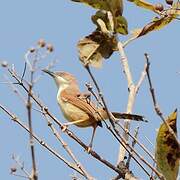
43, 113, 92, 179
84, 66, 161, 178
6, 69, 131, 178
11, 173, 29, 179
27, 84, 37, 180
144, 53, 180, 146
21, 62, 27, 83
135, 63, 148, 93
115, 122, 156, 163
0, 104, 85, 177
12, 154, 30, 178
26, 53, 38, 180
123, 36, 137, 48
4, 75, 26, 104
85, 82, 104, 107
126, 127, 139, 168
117, 41, 134, 89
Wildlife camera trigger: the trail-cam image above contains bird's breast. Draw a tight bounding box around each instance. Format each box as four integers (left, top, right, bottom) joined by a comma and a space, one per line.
57, 96, 96, 127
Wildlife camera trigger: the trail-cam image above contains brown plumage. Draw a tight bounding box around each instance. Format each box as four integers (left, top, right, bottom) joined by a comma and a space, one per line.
43, 70, 146, 148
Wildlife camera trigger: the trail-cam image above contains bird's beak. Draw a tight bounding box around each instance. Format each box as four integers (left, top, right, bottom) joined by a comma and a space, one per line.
42, 69, 55, 77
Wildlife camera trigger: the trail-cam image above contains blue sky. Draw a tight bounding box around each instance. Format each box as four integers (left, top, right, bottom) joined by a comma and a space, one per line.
0, 0, 179, 179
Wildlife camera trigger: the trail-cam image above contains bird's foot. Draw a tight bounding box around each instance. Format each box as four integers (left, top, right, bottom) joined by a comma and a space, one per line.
61, 124, 68, 132
85, 143, 92, 154
86, 146, 92, 154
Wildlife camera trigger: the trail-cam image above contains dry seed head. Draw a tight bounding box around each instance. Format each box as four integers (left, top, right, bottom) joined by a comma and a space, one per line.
38, 38, 46, 47
47, 44, 54, 52
29, 47, 36, 53
1, 61, 8, 67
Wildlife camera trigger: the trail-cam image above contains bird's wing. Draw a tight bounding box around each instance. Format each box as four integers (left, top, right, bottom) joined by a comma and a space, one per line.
61, 90, 103, 121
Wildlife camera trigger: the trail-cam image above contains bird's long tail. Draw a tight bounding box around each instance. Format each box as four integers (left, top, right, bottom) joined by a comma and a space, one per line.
112, 112, 147, 122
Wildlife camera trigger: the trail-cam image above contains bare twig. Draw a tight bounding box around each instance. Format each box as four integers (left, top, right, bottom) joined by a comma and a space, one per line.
126, 127, 139, 168
26, 52, 38, 180
4, 75, 26, 104
11, 154, 30, 178
43, 113, 93, 179
116, 122, 156, 163
117, 41, 147, 163
144, 53, 180, 146
0, 104, 85, 177
21, 62, 27, 83
85, 82, 104, 107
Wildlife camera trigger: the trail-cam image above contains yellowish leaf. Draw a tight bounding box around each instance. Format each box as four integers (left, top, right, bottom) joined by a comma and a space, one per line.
155, 110, 180, 180
127, 0, 156, 12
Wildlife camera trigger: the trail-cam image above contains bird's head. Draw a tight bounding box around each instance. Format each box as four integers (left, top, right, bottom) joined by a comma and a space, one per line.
42, 69, 78, 89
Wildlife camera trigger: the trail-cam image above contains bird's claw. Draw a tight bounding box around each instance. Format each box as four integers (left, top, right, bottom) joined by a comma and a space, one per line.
61, 125, 68, 132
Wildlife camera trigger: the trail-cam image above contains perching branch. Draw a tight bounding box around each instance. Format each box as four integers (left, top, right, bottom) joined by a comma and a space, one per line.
84, 66, 163, 179
6, 67, 133, 178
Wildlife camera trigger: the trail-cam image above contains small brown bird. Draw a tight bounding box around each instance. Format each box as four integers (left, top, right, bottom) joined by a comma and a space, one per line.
43, 70, 145, 147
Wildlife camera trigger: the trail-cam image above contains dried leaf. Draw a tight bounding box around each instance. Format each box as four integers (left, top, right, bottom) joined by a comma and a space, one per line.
77, 30, 117, 68
137, 16, 174, 37
155, 110, 180, 180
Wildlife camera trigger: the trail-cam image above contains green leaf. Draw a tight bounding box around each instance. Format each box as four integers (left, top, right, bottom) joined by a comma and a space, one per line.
115, 15, 128, 34
91, 11, 128, 35
71, 0, 123, 16
91, 10, 128, 35
155, 110, 180, 180
77, 30, 117, 68
71, 0, 128, 34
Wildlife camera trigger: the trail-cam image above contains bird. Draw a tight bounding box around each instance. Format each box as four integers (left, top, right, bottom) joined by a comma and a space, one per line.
43, 69, 146, 148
